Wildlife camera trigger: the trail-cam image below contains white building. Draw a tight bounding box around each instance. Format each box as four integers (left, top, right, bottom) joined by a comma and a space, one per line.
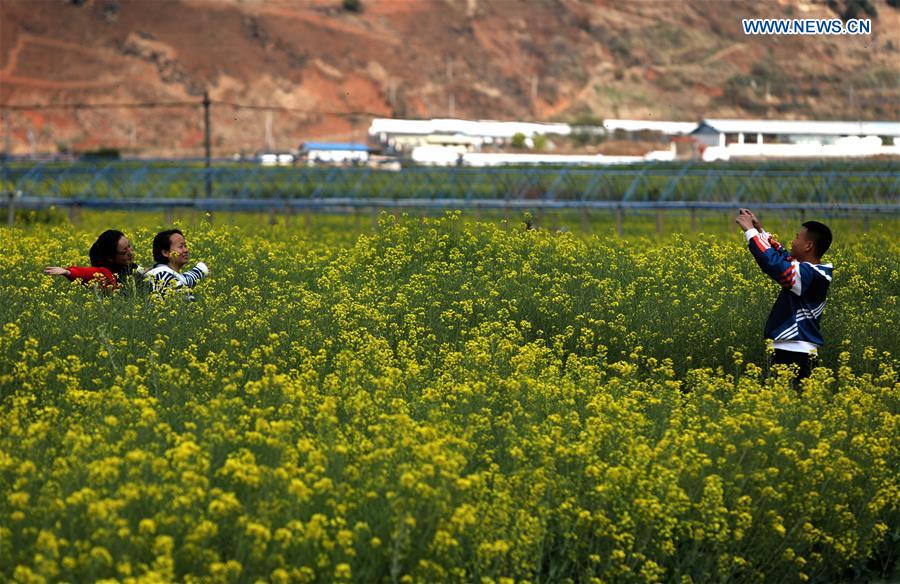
461, 152, 644, 167
369, 118, 573, 154
300, 142, 369, 165
692, 119, 900, 161
692, 119, 900, 148
259, 153, 295, 166
603, 119, 696, 136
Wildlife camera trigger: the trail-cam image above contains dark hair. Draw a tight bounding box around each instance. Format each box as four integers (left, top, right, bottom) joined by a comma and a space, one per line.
89, 229, 138, 279
153, 229, 183, 264
88, 230, 122, 268
802, 221, 832, 258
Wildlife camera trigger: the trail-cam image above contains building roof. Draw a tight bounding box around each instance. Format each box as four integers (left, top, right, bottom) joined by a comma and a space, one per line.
301, 142, 369, 151
695, 119, 900, 137
369, 118, 572, 139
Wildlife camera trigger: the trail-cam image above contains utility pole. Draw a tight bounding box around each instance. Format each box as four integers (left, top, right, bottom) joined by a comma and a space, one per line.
1, 109, 9, 174
264, 110, 273, 151
2, 110, 10, 158
203, 91, 212, 199
446, 57, 454, 117
2, 110, 11, 227
848, 85, 856, 122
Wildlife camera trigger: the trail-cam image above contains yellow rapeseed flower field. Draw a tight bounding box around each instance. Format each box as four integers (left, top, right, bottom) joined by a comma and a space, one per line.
0, 211, 897, 583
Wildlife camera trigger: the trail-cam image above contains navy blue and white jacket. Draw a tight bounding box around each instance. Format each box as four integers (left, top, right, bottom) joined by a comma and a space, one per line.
145, 262, 209, 300
745, 228, 833, 353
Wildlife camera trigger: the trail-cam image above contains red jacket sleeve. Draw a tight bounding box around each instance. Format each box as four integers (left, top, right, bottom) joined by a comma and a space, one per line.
66, 266, 118, 289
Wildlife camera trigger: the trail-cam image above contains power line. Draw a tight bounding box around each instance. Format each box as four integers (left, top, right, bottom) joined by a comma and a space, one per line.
0, 99, 382, 117
0, 101, 198, 110
210, 100, 380, 117
212, 101, 383, 118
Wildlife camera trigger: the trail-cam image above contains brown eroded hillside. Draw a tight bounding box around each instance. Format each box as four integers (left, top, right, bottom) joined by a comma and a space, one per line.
1, 0, 897, 157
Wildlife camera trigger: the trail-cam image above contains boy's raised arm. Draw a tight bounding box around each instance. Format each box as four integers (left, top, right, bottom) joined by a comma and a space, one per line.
737, 209, 800, 295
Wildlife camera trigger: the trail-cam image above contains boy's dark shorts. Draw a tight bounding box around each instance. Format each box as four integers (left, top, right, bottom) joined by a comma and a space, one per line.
772, 349, 813, 380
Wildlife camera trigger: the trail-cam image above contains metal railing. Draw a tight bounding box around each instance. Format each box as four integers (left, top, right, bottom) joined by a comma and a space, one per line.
2, 160, 898, 218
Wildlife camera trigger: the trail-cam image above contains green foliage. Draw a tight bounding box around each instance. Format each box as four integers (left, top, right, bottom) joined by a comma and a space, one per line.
342, 0, 362, 13
1, 214, 898, 581
828, 0, 878, 20
570, 128, 606, 147
2, 161, 897, 204
511, 132, 527, 149
1, 213, 898, 582
79, 147, 122, 160
13, 206, 68, 225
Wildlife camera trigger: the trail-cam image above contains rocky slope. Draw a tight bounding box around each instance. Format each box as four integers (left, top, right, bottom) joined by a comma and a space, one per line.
1, 0, 897, 156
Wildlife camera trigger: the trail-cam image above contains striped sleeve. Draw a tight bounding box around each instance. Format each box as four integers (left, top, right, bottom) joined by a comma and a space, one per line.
181, 262, 209, 288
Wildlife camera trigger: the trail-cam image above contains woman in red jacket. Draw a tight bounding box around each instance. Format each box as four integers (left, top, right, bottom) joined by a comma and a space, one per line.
44, 229, 143, 291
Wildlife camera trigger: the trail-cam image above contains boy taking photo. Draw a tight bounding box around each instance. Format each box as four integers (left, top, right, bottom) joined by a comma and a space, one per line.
736, 208, 833, 381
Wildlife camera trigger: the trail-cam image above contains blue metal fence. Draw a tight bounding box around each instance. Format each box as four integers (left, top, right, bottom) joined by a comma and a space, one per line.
2, 159, 898, 214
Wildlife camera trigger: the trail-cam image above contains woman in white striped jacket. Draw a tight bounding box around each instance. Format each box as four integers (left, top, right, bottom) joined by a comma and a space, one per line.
145, 229, 209, 300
